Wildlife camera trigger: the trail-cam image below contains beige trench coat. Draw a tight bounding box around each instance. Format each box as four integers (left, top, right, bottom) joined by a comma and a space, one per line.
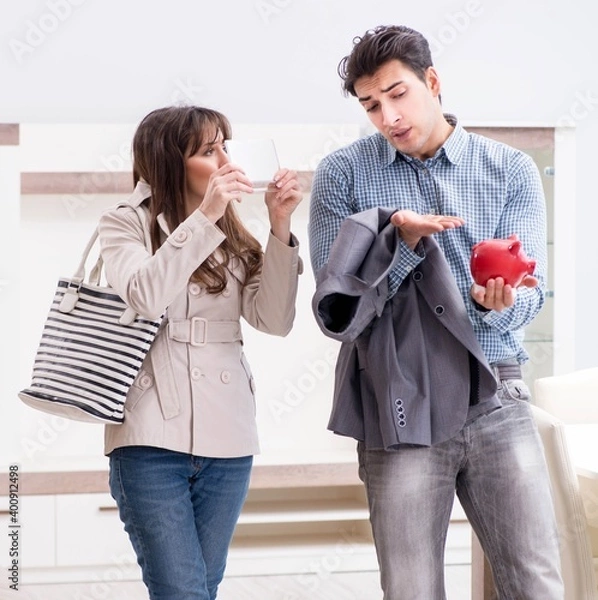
98, 182, 302, 458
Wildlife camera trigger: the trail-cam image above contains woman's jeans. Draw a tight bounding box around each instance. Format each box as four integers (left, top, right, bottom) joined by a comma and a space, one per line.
358, 380, 564, 600
109, 446, 253, 600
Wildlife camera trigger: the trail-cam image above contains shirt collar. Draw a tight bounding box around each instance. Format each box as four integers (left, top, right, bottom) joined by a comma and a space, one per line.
441, 114, 467, 165
381, 113, 468, 167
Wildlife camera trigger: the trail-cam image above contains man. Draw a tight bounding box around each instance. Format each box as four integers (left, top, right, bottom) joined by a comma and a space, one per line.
308, 25, 563, 599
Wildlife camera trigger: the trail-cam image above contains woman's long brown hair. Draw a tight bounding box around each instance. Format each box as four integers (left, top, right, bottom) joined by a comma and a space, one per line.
132, 106, 263, 293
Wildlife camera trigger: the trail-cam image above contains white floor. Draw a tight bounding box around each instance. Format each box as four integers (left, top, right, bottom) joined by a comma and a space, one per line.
11, 566, 472, 600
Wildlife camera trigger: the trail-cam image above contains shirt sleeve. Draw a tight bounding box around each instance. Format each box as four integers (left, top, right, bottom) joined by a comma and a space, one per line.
481, 153, 548, 333
309, 153, 423, 288
308, 155, 354, 276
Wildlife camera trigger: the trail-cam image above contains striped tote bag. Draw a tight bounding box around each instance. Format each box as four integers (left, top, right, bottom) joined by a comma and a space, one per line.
19, 206, 162, 424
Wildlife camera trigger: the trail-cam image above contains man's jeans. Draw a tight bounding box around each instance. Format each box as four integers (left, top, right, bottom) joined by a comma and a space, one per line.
358, 380, 564, 600
109, 446, 252, 600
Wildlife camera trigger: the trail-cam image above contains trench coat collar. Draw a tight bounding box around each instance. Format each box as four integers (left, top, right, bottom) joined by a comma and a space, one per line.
129, 180, 171, 236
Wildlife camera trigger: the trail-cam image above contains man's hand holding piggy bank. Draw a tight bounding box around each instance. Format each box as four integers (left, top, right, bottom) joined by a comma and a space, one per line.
469, 234, 538, 312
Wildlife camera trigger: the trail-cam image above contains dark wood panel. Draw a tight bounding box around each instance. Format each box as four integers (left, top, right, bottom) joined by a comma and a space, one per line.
20, 171, 314, 195
0, 124, 19, 146
21, 171, 133, 195
467, 126, 554, 150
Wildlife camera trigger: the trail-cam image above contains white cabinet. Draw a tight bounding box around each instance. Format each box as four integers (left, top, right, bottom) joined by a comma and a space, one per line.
228, 485, 377, 577
55, 493, 136, 570
0, 495, 55, 569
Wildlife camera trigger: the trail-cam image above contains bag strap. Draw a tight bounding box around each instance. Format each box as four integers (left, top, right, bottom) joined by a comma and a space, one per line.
89, 202, 151, 285
59, 198, 153, 322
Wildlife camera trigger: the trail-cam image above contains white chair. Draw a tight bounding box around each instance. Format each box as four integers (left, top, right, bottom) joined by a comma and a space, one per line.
534, 367, 598, 599
472, 403, 597, 600
531, 404, 597, 599
535, 368, 598, 423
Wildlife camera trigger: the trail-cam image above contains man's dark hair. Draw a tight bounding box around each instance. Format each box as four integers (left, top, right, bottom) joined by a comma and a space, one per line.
338, 25, 434, 96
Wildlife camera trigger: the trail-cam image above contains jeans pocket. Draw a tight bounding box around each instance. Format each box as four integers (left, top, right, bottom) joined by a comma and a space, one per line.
500, 378, 532, 402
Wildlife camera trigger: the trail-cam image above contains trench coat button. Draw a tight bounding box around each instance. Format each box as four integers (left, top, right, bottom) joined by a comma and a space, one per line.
220, 370, 231, 384
413, 271, 423, 282
138, 373, 153, 389
170, 227, 191, 247
188, 283, 201, 296
191, 367, 202, 381
435, 305, 445, 315
222, 287, 231, 297
249, 378, 256, 393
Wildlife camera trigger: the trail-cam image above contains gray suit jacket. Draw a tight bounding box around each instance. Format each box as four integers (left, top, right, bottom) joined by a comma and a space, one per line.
313, 208, 500, 448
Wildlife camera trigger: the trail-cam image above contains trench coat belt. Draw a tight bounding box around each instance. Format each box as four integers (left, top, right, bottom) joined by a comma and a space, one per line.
167, 317, 242, 347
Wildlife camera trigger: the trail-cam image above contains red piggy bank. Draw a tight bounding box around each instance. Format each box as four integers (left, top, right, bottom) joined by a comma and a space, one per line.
470, 234, 536, 287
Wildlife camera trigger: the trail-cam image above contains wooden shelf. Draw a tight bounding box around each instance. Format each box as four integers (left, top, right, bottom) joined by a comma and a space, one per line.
0, 460, 361, 495
238, 498, 370, 525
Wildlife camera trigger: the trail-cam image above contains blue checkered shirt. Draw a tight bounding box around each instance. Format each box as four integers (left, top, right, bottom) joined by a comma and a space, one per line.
308, 115, 547, 365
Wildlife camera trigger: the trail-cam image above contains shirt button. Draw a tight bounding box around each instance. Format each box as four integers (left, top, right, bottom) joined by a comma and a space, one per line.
435, 305, 445, 315
191, 367, 202, 381
188, 283, 201, 296
220, 370, 231, 384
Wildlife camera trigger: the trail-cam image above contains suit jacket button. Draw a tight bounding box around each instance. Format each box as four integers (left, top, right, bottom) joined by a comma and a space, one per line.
435, 305, 445, 315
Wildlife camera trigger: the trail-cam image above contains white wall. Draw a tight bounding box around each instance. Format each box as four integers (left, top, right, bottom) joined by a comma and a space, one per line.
2, 0, 597, 452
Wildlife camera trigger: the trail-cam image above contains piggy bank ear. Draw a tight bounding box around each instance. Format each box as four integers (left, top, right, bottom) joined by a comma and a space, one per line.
507, 233, 520, 253
508, 239, 522, 254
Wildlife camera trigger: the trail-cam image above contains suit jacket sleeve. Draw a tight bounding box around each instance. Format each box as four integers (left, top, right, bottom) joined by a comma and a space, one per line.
312, 207, 402, 343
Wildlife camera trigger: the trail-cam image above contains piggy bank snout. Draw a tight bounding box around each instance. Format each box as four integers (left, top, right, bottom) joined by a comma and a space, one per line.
526, 259, 537, 274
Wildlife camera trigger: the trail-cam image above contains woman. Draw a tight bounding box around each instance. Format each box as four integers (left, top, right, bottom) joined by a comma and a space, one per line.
98, 106, 303, 599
